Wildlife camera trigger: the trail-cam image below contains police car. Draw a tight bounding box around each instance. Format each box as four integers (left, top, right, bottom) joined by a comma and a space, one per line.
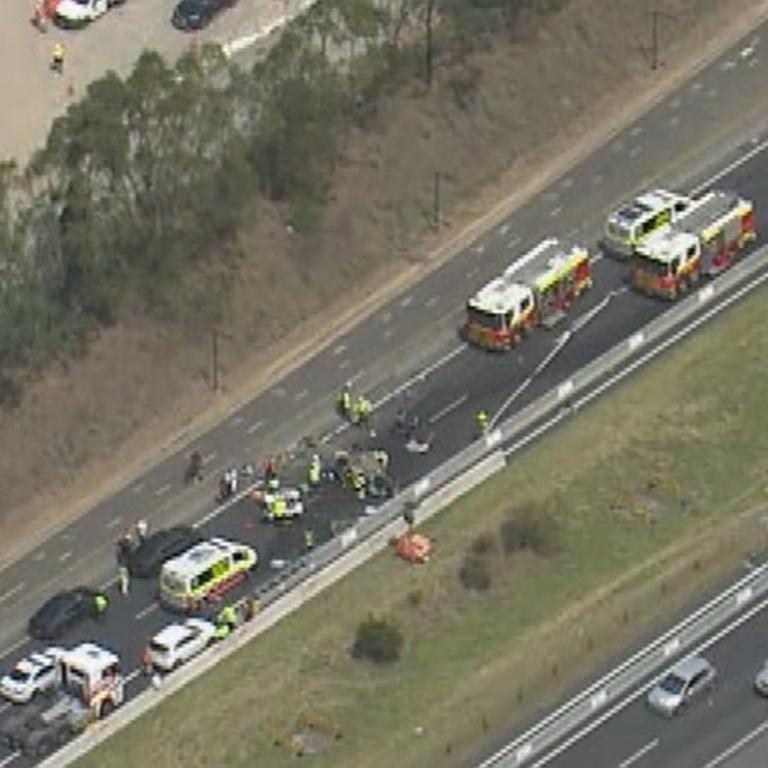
0, 648, 65, 704
146, 619, 216, 671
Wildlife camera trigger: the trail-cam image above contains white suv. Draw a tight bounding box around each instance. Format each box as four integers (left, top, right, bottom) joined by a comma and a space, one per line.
146, 619, 216, 671
0, 648, 65, 704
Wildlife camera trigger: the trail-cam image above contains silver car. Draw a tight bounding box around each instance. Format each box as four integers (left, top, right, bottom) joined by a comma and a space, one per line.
647, 656, 716, 716
754, 660, 768, 696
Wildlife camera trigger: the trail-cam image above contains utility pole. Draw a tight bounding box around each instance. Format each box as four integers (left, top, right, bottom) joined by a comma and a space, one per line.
433, 170, 442, 231
425, 0, 435, 87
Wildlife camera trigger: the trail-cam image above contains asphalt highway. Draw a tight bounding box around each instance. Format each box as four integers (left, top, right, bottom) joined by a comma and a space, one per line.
4, 13, 768, 768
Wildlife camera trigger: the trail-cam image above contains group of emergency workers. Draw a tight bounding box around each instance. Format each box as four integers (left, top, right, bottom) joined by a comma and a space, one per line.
115, 519, 149, 595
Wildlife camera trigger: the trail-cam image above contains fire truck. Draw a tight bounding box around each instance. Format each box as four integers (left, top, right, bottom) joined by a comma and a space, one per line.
602, 189, 692, 259
631, 190, 756, 300
0, 643, 124, 757
463, 238, 592, 351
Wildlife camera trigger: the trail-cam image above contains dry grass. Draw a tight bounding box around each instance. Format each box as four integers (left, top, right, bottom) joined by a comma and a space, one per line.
74, 277, 768, 768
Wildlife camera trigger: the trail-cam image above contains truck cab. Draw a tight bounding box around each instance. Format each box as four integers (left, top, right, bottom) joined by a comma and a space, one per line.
632, 231, 701, 299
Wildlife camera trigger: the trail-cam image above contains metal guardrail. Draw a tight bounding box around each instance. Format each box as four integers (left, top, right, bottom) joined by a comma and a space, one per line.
41, 246, 768, 767
479, 562, 768, 768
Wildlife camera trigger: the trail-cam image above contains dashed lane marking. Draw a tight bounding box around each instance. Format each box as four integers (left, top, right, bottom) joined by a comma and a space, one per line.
427, 393, 469, 425
132, 482, 145, 494
339, 358, 351, 370
203, 452, 216, 465
618, 739, 659, 768
669, 115, 681, 127
32, 551, 45, 562
247, 420, 264, 435
155, 483, 172, 497
229, 415, 244, 427
629, 145, 642, 159
135, 603, 159, 620
106, 516, 122, 529
550, 206, 563, 218
499, 223, 510, 236
333, 343, 346, 356
295, 389, 308, 401
400, 295, 414, 308
425, 296, 438, 308
592, 173, 603, 185
474, 243, 485, 255
507, 236, 521, 250
0, 583, 24, 606
58, 551, 72, 563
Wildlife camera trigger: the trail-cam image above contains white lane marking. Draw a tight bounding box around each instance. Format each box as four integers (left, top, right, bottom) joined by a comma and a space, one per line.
499, 223, 510, 236
550, 206, 563, 218
155, 483, 172, 497
247, 420, 264, 435
32, 551, 45, 562
58, 551, 71, 563
748, 57, 759, 68
740, 44, 756, 59
106, 516, 123, 529
203, 452, 216, 465
132, 482, 145, 494
668, 97, 681, 110
560, 176, 574, 189
618, 738, 659, 768
271, 386, 286, 398
669, 115, 681, 127
229, 415, 244, 427
333, 343, 347, 356
691, 80, 703, 91
339, 358, 351, 370
425, 296, 439, 308
507, 236, 521, 250
0, 751, 20, 767
381, 311, 393, 324
295, 389, 308, 401
692, 134, 768, 194
719, 60, 736, 71
699, 718, 768, 768
707, 88, 719, 99
135, 603, 158, 620
400, 295, 414, 308
0, 637, 31, 663
383, 328, 395, 341
610, 140, 624, 153
125, 669, 141, 685
467, 267, 479, 279
629, 125, 642, 138
525, 596, 768, 768
475, 243, 485, 255
0, 583, 24, 606
427, 393, 469, 424
629, 145, 642, 159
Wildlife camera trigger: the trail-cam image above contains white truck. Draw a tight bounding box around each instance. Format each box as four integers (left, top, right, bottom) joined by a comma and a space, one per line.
0, 643, 124, 757
54, 0, 124, 28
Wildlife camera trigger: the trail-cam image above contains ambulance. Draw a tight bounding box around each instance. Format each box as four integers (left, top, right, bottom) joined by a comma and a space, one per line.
632, 190, 756, 300
463, 238, 592, 351
159, 538, 257, 613
603, 189, 692, 259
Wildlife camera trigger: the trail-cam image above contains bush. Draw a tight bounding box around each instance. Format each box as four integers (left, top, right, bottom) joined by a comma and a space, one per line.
352, 616, 403, 664
500, 506, 559, 557
459, 554, 492, 591
471, 533, 497, 555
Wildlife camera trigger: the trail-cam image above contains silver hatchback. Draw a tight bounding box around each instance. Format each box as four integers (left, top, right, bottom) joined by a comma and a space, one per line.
647, 656, 716, 716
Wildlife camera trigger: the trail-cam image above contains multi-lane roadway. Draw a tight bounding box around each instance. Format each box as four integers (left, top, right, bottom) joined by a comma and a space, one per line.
4, 11, 768, 768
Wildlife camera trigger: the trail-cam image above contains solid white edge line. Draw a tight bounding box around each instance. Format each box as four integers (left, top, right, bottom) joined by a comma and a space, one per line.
691, 135, 768, 195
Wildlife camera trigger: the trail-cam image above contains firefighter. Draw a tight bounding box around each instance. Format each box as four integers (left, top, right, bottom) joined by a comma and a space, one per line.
307, 454, 321, 487
303, 529, 315, 551
353, 396, 372, 425
352, 470, 366, 501
373, 450, 389, 471
475, 409, 488, 436
213, 620, 231, 642
337, 383, 352, 418
186, 451, 203, 484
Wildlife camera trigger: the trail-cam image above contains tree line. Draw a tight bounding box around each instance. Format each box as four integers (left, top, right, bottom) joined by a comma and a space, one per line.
0, 0, 564, 405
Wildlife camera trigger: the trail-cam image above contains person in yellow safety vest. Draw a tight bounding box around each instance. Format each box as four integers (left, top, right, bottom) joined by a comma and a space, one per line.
303, 529, 315, 551
352, 470, 366, 500
269, 495, 288, 520
476, 409, 488, 436
307, 454, 321, 486
213, 621, 231, 642
353, 396, 372, 425
217, 604, 238, 631
337, 384, 352, 418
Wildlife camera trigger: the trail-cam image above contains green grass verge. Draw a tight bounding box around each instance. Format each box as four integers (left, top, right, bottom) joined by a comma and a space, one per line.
75, 282, 768, 768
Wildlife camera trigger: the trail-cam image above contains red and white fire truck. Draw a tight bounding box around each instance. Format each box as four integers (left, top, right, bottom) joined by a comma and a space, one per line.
631, 190, 756, 300
463, 238, 592, 351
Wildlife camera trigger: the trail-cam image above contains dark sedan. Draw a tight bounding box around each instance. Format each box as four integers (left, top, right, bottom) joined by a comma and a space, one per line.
126, 526, 202, 578
28, 588, 105, 641
171, 0, 235, 30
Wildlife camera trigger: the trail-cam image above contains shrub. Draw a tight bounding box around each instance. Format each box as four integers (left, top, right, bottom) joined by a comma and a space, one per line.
352, 616, 403, 663
500, 506, 559, 557
471, 533, 497, 555
459, 554, 492, 591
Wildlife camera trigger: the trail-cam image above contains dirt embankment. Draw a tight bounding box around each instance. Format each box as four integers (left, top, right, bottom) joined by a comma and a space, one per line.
0, 0, 763, 562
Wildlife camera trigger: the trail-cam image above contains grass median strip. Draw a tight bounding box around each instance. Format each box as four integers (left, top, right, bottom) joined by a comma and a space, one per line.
75, 282, 768, 768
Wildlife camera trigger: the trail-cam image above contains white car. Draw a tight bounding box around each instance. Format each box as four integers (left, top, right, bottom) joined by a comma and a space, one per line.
0, 648, 65, 704
146, 619, 216, 671
54, 0, 123, 28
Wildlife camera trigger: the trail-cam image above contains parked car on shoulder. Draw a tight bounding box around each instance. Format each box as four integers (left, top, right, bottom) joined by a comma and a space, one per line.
126, 525, 202, 578
28, 588, 106, 641
146, 618, 216, 671
647, 655, 716, 716
54, 0, 124, 28
171, 0, 235, 30
0, 649, 65, 704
